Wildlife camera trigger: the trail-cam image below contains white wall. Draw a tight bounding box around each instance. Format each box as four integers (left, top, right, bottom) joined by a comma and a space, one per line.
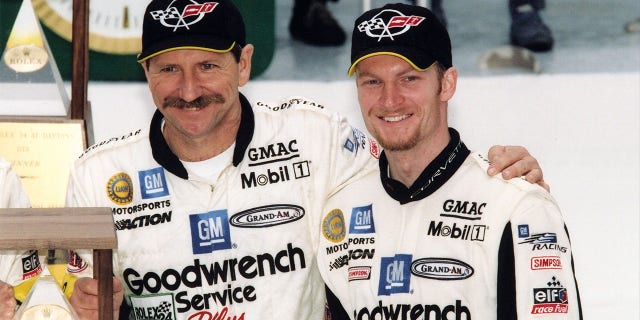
88, 72, 640, 319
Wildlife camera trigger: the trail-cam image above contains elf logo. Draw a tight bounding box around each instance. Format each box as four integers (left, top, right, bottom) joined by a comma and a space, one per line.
532, 276, 569, 314
21, 250, 42, 280
189, 210, 231, 254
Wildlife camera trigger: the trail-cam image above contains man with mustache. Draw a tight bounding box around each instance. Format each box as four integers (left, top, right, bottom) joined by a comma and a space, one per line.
0, 1, 547, 319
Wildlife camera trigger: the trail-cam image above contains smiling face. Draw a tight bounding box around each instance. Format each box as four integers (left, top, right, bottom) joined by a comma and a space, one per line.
355, 54, 456, 152
142, 46, 252, 145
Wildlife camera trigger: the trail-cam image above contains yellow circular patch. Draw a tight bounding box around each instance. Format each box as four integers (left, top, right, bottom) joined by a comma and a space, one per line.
322, 209, 346, 243
106, 172, 133, 205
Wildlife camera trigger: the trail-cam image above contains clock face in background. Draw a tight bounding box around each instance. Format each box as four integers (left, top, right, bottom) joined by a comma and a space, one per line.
32, 0, 148, 54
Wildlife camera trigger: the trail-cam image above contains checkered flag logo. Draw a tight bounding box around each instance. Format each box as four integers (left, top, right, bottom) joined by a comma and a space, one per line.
358, 18, 386, 32
150, 7, 181, 20
156, 301, 172, 317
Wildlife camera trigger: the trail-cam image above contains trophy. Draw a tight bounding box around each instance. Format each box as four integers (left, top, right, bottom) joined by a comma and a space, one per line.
0, 0, 88, 208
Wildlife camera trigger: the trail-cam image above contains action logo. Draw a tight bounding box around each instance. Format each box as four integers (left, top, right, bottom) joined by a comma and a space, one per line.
357, 9, 425, 41
149, 1, 218, 30
189, 210, 232, 254
378, 254, 412, 296
107, 172, 134, 205
138, 167, 169, 199
323, 209, 346, 243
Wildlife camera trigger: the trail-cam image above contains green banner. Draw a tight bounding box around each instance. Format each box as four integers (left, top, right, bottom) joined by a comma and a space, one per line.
1, 0, 274, 81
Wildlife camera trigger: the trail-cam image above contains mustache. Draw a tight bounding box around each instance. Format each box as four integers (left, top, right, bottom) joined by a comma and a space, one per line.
162, 95, 225, 109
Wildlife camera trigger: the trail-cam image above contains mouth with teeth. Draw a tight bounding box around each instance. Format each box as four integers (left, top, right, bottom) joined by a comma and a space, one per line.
381, 114, 412, 122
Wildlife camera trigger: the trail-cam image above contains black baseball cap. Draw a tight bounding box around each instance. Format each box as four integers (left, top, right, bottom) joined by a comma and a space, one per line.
137, 0, 246, 62
348, 3, 452, 76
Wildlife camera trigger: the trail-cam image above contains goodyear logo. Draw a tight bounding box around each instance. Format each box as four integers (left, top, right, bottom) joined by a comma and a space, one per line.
107, 172, 134, 205
323, 209, 346, 243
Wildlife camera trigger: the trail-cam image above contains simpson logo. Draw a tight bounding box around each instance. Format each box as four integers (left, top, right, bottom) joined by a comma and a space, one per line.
149, 1, 218, 29
138, 167, 169, 199
22, 250, 42, 280
349, 266, 371, 281
531, 256, 563, 270
230, 204, 304, 228
532, 276, 569, 314
369, 138, 380, 159
410, 258, 474, 280
323, 209, 346, 243
378, 254, 412, 296
357, 9, 425, 40
349, 204, 375, 234
130, 294, 176, 320
189, 210, 232, 254
107, 172, 134, 205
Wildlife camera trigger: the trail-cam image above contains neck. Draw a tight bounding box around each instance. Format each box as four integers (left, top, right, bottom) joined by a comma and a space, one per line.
385, 127, 451, 187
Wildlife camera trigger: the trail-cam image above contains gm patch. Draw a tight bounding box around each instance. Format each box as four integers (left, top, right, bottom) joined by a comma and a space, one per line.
138, 167, 169, 199
189, 210, 232, 254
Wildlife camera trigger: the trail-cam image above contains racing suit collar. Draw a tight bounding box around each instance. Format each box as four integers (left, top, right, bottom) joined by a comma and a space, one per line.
379, 128, 470, 204
149, 93, 255, 179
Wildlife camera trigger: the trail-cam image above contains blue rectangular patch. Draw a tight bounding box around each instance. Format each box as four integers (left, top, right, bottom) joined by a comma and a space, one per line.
378, 254, 412, 296
189, 210, 232, 254
518, 224, 530, 238
349, 204, 375, 234
138, 167, 169, 199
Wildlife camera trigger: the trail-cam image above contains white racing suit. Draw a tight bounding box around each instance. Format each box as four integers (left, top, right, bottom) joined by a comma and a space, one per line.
64, 94, 379, 320
319, 128, 583, 320
0, 158, 43, 300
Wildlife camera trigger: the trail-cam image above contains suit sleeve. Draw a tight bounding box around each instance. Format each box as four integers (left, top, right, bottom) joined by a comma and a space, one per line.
500, 193, 583, 319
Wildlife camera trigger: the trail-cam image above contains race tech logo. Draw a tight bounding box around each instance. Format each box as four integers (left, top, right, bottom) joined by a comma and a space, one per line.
357, 9, 425, 41
149, 1, 218, 30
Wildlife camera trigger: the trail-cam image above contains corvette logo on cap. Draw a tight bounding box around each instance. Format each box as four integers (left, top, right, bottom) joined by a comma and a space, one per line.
149, 1, 218, 30
357, 9, 425, 40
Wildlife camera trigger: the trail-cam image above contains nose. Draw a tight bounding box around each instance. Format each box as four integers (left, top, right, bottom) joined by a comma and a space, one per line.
178, 70, 204, 102
380, 82, 403, 109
